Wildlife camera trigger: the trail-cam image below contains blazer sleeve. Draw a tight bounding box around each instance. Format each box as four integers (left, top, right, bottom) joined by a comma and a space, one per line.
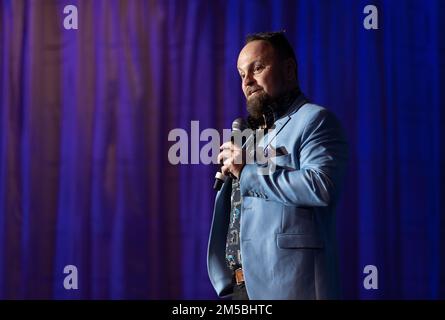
239, 108, 348, 207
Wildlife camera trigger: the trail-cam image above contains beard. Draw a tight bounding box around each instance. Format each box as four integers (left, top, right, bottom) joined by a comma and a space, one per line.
246, 87, 302, 129
246, 89, 273, 122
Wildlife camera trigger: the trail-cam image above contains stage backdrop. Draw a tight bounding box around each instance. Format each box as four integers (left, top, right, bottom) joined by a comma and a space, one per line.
0, 0, 444, 299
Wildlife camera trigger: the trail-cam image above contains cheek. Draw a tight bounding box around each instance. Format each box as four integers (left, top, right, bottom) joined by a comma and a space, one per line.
242, 85, 249, 97
258, 70, 283, 97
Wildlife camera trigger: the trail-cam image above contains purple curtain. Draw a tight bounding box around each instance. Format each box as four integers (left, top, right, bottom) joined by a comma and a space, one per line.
1, 0, 444, 299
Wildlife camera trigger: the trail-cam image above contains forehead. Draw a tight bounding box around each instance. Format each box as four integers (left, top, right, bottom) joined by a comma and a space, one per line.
237, 40, 276, 70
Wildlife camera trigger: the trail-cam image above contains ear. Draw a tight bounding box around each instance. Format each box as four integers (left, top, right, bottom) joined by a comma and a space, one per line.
283, 58, 296, 81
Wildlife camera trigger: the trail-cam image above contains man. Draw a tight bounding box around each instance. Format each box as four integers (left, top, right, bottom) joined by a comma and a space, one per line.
207, 32, 348, 300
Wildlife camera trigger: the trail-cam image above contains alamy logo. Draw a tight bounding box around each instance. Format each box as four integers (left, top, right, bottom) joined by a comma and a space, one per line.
363, 5, 379, 30
167, 121, 278, 175
63, 265, 78, 290
363, 264, 378, 290
63, 5, 78, 30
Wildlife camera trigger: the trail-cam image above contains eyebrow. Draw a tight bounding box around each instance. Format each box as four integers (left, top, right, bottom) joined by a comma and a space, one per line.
237, 59, 263, 73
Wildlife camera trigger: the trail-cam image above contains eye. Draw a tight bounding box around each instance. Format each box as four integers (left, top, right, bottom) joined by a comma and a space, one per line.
254, 64, 264, 73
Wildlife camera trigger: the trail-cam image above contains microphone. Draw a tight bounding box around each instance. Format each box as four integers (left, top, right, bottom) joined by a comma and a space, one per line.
213, 117, 247, 191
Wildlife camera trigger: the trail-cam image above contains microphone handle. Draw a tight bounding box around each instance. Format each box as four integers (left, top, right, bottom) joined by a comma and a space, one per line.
213, 171, 226, 190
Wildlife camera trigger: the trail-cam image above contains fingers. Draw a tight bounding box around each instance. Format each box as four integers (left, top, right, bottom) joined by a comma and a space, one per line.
220, 141, 242, 152
221, 156, 232, 173
223, 157, 232, 167
221, 165, 230, 176
222, 163, 240, 179
220, 141, 233, 150
217, 142, 243, 179
217, 148, 232, 164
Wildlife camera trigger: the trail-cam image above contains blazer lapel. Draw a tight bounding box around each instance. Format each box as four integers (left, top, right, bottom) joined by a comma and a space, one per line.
260, 116, 291, 151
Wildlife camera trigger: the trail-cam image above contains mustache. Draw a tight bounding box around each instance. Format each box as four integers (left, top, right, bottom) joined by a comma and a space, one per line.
247, 87, 263, 96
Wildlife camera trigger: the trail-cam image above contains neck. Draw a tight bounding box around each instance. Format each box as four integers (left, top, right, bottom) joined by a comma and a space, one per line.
274, 87, 301, 112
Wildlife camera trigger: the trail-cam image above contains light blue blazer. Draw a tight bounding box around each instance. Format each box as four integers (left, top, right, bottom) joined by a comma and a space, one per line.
207, 95, 348, 299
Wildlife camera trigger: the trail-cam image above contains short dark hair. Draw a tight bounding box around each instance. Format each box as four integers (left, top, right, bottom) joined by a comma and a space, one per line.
245, 31, 298, 80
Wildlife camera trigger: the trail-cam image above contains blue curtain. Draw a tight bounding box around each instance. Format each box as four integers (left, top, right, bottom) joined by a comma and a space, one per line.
0, 0, 444, 299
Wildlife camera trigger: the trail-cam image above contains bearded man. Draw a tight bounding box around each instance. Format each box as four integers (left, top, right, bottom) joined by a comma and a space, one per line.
207, 32, 349, 300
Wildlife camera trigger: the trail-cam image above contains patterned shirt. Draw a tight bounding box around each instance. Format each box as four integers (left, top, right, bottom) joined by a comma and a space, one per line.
225, 179, 242, 270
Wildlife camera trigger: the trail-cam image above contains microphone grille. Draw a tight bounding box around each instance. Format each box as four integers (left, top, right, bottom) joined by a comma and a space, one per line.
231, 117, 247, 132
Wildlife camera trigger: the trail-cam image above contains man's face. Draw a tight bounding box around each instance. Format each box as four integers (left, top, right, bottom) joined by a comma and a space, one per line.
237, 40, 287, 119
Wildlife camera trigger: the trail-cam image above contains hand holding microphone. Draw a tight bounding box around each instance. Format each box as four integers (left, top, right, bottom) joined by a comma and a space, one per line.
218, 140, 244, 179
213, 118, 248, 190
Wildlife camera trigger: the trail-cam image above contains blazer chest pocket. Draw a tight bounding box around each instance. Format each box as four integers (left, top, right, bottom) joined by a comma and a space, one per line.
276, 233, 324, 249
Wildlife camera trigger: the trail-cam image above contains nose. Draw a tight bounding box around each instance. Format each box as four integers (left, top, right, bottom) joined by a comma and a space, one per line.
243, 72, 255, 88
